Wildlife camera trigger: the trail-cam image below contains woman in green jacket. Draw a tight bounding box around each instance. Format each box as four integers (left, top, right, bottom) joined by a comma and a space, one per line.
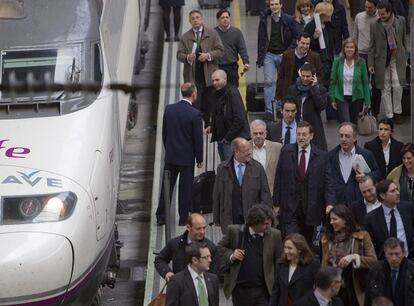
329, 38, 371, 124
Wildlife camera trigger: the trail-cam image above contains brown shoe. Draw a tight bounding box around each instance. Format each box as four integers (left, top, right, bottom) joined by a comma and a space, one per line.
394, 114, 404, 124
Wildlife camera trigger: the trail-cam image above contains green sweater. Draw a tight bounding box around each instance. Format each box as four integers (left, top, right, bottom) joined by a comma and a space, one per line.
328, 57, 371, 105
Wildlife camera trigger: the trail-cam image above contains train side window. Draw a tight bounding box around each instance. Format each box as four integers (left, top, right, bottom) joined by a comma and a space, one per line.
93, 43, 103, 83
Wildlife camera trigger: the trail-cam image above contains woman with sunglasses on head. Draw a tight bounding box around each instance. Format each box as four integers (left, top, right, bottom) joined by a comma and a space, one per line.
269, 233, 320, 306
321, 205, 377, 306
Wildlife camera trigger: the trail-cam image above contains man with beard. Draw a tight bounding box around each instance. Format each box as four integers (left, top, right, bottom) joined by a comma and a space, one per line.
287, 63, 328, 151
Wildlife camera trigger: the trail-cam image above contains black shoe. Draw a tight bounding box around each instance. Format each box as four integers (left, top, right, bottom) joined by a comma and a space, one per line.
157, 220, 165, 226
165, 36, 171, 42
173, 35, 180, 42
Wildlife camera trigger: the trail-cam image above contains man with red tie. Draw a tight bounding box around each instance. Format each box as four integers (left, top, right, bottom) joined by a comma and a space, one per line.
274, 121, 335, 243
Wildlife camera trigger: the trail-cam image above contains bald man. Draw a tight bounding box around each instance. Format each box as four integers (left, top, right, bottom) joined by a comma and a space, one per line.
205, 69, 249, 161
213, 137, 272, 232
155, 213, 221, 281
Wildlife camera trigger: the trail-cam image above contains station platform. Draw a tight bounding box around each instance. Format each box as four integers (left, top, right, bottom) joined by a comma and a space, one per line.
143, 1, 413, 305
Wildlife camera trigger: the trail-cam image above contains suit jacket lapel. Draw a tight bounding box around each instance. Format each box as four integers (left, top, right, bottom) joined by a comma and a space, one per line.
379, 206, 389, 238
204, 274, 214, 305
333, 147, 346, 184
288, 265, 303, 285
184, 268, 199, 305
265, 143, 271, 169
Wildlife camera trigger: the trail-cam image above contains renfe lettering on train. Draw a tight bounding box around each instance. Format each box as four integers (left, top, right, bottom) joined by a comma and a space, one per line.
0, 139, 31, 158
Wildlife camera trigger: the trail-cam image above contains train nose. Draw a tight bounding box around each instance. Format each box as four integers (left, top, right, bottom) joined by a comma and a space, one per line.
0, 232, 73, 304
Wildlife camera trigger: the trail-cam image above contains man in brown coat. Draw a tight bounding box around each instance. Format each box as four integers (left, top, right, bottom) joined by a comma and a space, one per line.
275, 32, 322, 102
177, 9, 224, 114
213, 137, 271, 233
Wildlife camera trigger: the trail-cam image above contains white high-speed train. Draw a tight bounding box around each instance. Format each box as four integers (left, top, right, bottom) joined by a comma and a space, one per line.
0, 0, 144, 305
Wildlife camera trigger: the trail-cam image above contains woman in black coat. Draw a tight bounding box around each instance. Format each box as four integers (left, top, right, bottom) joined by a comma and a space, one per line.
269, 233, 320, 306
159, 0, 184, 42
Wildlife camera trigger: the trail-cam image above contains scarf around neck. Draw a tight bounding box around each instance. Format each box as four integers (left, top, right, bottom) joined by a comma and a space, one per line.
295, 77, 313, 93
382, 13, 397, 52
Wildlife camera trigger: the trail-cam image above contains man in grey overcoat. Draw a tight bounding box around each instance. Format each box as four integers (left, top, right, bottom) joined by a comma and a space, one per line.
368, 0, 407, 123
177, 9, 224, 113
213, 138, 272, 233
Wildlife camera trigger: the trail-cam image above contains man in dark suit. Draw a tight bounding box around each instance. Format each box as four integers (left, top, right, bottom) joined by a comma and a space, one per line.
213, 137, 272, 232
267, 97, 298, 145
217, 204, 283, 306
328, 122, 380, 206
365, 237, 414, 306
156, 83, 203, 226
154, 214, 220, 282
365, 179, 414, 259
293, 267, 344, 306
350, 176, 381, 226
166, 241, 219, 306
364, 118, 404, 180
274, 121, 335, 243
275, 32, 323, 102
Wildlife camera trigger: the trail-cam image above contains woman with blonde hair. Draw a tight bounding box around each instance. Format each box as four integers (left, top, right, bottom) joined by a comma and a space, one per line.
329, 38, 371, 124
294, 0, 314, 32
269, 233, 320, 306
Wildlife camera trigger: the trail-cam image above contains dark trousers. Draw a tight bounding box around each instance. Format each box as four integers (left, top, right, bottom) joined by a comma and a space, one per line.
232, 286, 269, 306
337, 96, 363, 125
360, 53, 381, 116
283, 202, 315, 247
219, 62, 239, 87
156, 163, 194, 225
196, 85, 214, 124
162, 6, 181, 38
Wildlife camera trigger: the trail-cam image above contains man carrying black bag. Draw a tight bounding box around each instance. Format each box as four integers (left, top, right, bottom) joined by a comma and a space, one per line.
156, 83, 203, 226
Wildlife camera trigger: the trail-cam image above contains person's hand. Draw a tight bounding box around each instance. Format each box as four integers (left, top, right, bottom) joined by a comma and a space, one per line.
355, 168, 366, 183
313, 29, 321, 39
244, 64, 250, 71
198, 52, 209, 62
187, 53, 196, 64
232, 249, 245, 261
326, 205, 333, 214
311, 74, 318, 86
204, 126, 211, 134
331, 102, 337, 110
338, 254, 355, 269
197, 162, 203, 169
368, 66, 375, 74
165, 272, 175, 282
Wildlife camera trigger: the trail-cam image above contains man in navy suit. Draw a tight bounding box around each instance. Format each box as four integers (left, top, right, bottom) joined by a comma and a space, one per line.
274, 121, 335, 243
166, 241, 219, 306
327, 122, 380, 206
156, 83, 203, 226
266, 97, 298, 145
365, 179, 414, 259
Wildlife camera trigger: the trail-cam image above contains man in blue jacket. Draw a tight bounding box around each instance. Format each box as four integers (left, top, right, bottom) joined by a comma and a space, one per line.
156, 83, 203, 226
257, 0, 297, 119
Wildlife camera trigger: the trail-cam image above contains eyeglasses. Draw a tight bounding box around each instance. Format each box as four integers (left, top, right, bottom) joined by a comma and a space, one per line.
199, 255, 211, 260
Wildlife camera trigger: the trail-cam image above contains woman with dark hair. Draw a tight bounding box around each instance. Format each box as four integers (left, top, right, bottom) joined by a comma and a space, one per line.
321, 205, 377, 306
387, 143, 414, 201
269, 233, 320, 306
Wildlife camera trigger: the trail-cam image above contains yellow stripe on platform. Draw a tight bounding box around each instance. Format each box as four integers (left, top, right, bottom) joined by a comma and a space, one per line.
232, 0, 247, 108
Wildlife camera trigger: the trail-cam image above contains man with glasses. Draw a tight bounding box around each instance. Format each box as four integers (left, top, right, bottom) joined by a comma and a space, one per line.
166, 241, 219, 306
217, 204, 283, 306
294, 266, 344, 306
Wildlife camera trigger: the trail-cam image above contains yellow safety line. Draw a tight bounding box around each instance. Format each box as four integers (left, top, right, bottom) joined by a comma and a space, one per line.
232, 0, 247, 108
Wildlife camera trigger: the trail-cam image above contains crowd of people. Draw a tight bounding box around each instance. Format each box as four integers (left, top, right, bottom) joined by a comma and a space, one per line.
156, 0, 413, 305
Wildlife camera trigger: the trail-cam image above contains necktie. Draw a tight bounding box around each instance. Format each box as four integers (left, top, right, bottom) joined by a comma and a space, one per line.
197, 275, 209, 306
298, 149, 306, 179
284, 126, 291, 145
391, 269, 398, 294
390, 209, 397, 238
237, 163, 244, 186
196, 31, 201, 52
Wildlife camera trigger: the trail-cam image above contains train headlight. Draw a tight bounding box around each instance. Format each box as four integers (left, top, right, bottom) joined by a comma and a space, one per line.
1, 192, 77, 224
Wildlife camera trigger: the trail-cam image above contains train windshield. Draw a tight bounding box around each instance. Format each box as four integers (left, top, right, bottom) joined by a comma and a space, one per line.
0, 44, 82, 101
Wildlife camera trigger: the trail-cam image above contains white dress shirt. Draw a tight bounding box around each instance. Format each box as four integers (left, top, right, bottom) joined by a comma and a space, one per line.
364, 199, 381, 213
253, 141, 267, 168
383, 139, 391, 168
188, 265, 208, 300
343, 59, 354, 95
339, 146, 356, 183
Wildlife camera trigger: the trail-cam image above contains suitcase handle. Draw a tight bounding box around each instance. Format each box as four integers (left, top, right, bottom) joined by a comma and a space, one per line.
204, 133, 216, 172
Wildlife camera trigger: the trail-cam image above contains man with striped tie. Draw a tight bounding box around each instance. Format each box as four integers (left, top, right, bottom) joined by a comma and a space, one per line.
166, 242, 219, 306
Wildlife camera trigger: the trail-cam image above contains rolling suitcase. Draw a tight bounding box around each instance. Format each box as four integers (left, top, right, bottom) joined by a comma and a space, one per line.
245, 0, 266, 15
191, 135, 216, 214
199, 0, 221, 9
246, 66, 265, 112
